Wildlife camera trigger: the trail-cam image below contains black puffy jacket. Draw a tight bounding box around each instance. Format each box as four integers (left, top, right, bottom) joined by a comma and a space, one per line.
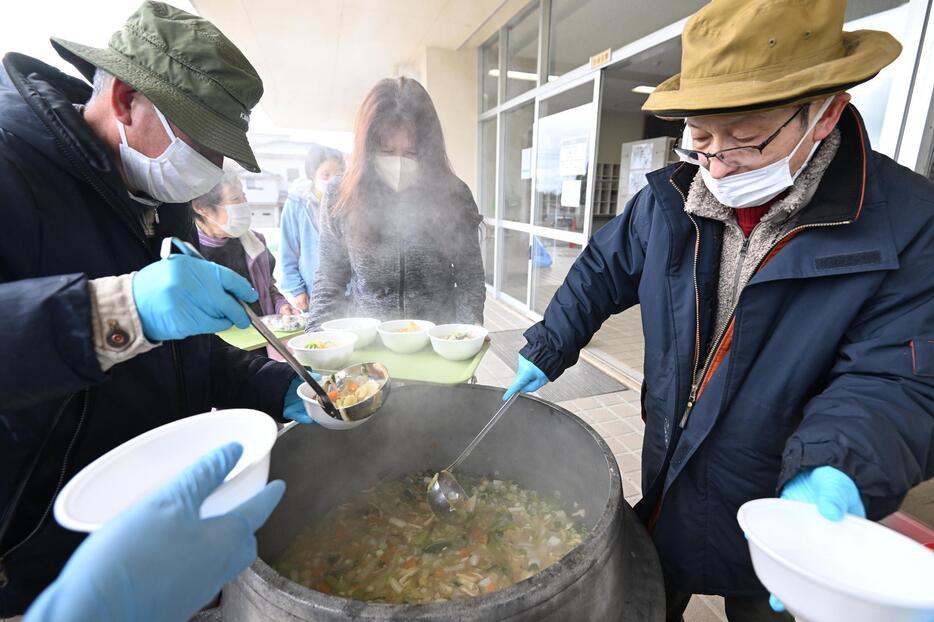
0, 53, 294, 615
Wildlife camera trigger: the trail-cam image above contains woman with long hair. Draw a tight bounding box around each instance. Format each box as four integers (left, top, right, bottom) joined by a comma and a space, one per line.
306, 77, 485, 328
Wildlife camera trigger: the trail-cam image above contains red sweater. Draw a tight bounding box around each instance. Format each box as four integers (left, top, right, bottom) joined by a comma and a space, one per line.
734, 194, 784, 237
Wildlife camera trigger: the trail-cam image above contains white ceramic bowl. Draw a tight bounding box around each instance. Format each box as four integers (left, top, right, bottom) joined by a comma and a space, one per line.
321, 317, 381, 348
54, 409, 277, 532
377, 319, 435, 354
296, 382, 368, 430
737, 498, 934, 622
287, 331, 358, 370
428, 324, 488, 361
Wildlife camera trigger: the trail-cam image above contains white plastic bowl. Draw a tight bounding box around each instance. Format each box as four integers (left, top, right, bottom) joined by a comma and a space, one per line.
428, 324, 488, 361
377, 319, 435, 354
54, 409, 277, 532
737, 498, 934, 622
296, 381, 369, 430
287, 331, 358, 370
321, 317, 381, 348
260, 313, 305, 333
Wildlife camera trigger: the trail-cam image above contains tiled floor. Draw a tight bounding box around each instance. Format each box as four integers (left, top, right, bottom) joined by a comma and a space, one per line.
480, 294, 727, 621
588, 305, 646, 381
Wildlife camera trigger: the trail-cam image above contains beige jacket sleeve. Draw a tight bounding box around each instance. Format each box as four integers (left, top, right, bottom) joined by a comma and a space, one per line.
87, 274, 160, 371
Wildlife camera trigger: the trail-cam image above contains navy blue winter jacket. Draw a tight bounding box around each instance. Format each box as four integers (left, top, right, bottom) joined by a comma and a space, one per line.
0, 53, 294, 615
521, 104, 934, 596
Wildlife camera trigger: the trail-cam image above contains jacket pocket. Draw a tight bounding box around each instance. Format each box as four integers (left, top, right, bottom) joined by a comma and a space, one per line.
910, 338, 934, 377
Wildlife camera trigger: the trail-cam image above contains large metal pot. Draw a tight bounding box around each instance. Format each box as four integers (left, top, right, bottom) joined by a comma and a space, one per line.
220, 384, 664, 621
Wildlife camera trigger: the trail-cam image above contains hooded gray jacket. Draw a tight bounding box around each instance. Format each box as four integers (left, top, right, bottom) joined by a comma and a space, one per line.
307, 174, 485, 329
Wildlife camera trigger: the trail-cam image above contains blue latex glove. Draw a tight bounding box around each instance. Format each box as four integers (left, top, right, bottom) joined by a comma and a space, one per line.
132, 255, 259, 341
503, 355, 549, 401
24, 443, 284, 622
283, 375, 319, 424
769, 465, 865, 612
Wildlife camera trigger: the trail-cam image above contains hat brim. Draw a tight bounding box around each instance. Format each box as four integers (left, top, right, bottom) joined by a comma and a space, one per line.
643, 30, 902, 119
51, 37, 260, 173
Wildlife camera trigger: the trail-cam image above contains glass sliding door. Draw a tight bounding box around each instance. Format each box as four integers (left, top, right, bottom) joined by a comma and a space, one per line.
502, 102, 535, 224
501, 228, 531, 304
530, 235, 581, 315
533, 80, 600, 236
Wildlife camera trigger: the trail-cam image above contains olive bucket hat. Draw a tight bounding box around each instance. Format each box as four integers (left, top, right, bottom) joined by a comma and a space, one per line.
643, 0, 902, 118
51, 1, 264, 172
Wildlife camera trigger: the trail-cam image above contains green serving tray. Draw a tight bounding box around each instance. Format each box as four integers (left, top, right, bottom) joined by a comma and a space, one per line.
319, 341, 490, 385
216, 326, 305, 351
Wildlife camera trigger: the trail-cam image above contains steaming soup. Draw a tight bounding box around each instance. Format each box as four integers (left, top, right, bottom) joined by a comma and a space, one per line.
395, 322, 423, 333
444, 331, 474, 341
323, 372, 380, 409
273, 473, 587, 604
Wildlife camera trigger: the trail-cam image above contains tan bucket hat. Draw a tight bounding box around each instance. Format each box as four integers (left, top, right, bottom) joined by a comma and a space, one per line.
643, 0, 902, 118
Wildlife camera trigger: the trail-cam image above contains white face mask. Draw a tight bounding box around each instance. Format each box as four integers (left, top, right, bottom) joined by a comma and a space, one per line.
684, 97, 834, 209
207, 202, 252, 237
117, 105, 223, 204
313, 178, 329, 199
374, 155, 419, 192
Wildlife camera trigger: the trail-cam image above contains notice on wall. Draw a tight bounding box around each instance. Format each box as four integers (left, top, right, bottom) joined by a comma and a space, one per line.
628, 170, 649, 195
520, 147, 532, 180
558, 137, 588, 177
630, 142, 654, 171
560, 179, 583, 207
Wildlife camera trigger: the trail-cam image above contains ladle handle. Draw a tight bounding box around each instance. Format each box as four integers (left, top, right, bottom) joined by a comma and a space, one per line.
159, 237, 341, 418
447, 393, 520, 472
239, 302, 340, 415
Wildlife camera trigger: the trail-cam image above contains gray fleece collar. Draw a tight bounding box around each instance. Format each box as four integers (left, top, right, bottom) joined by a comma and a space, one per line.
684, 128, 842, 226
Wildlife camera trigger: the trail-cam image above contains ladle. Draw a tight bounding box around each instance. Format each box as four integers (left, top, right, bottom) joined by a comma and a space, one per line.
159, 237, 345, 421
427, 393, 519, 523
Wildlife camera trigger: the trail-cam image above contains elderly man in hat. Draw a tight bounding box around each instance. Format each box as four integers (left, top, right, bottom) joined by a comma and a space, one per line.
0, 2, 310, 616
505, 0, 934, 619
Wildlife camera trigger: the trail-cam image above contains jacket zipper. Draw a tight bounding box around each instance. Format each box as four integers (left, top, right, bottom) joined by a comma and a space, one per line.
669, 173, 702, 430
0, 391, 90, 588
730, 225, 756, 309
679, 219, 852, 429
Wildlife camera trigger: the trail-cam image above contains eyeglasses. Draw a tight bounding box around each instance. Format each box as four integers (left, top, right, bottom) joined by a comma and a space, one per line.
673, 106, 806, 168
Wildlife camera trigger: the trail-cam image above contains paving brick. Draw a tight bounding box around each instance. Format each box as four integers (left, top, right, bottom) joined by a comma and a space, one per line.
619, 432, 644, 452
584, 407, 617, 424
595, 391, 626, 406
598, 420, 631, 437
614, 452, 642, 474
606, 437, 628, 454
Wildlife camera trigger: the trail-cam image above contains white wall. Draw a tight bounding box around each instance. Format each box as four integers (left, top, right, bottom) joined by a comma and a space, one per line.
419, 46, 479, 198
597, 110, 645, 163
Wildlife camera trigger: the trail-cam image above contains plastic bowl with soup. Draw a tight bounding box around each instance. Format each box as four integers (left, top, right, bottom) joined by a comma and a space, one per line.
428, 324, 488, 361
288, 331, 358, 370
261, 313, 306, 333
321, 318, 381, 348
377, 320, 435, 354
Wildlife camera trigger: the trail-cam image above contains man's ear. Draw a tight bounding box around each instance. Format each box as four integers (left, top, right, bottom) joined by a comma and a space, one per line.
813, 93, 851, 142
110, 79, 138, 126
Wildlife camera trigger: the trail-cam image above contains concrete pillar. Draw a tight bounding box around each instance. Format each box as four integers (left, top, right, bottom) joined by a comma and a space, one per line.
418, 46, 479, 198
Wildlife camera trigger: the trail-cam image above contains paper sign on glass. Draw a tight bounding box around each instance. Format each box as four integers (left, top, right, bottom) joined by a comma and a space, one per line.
560, 179, 583, 207
520, 148, 532, 180
559, 137, 588, 177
